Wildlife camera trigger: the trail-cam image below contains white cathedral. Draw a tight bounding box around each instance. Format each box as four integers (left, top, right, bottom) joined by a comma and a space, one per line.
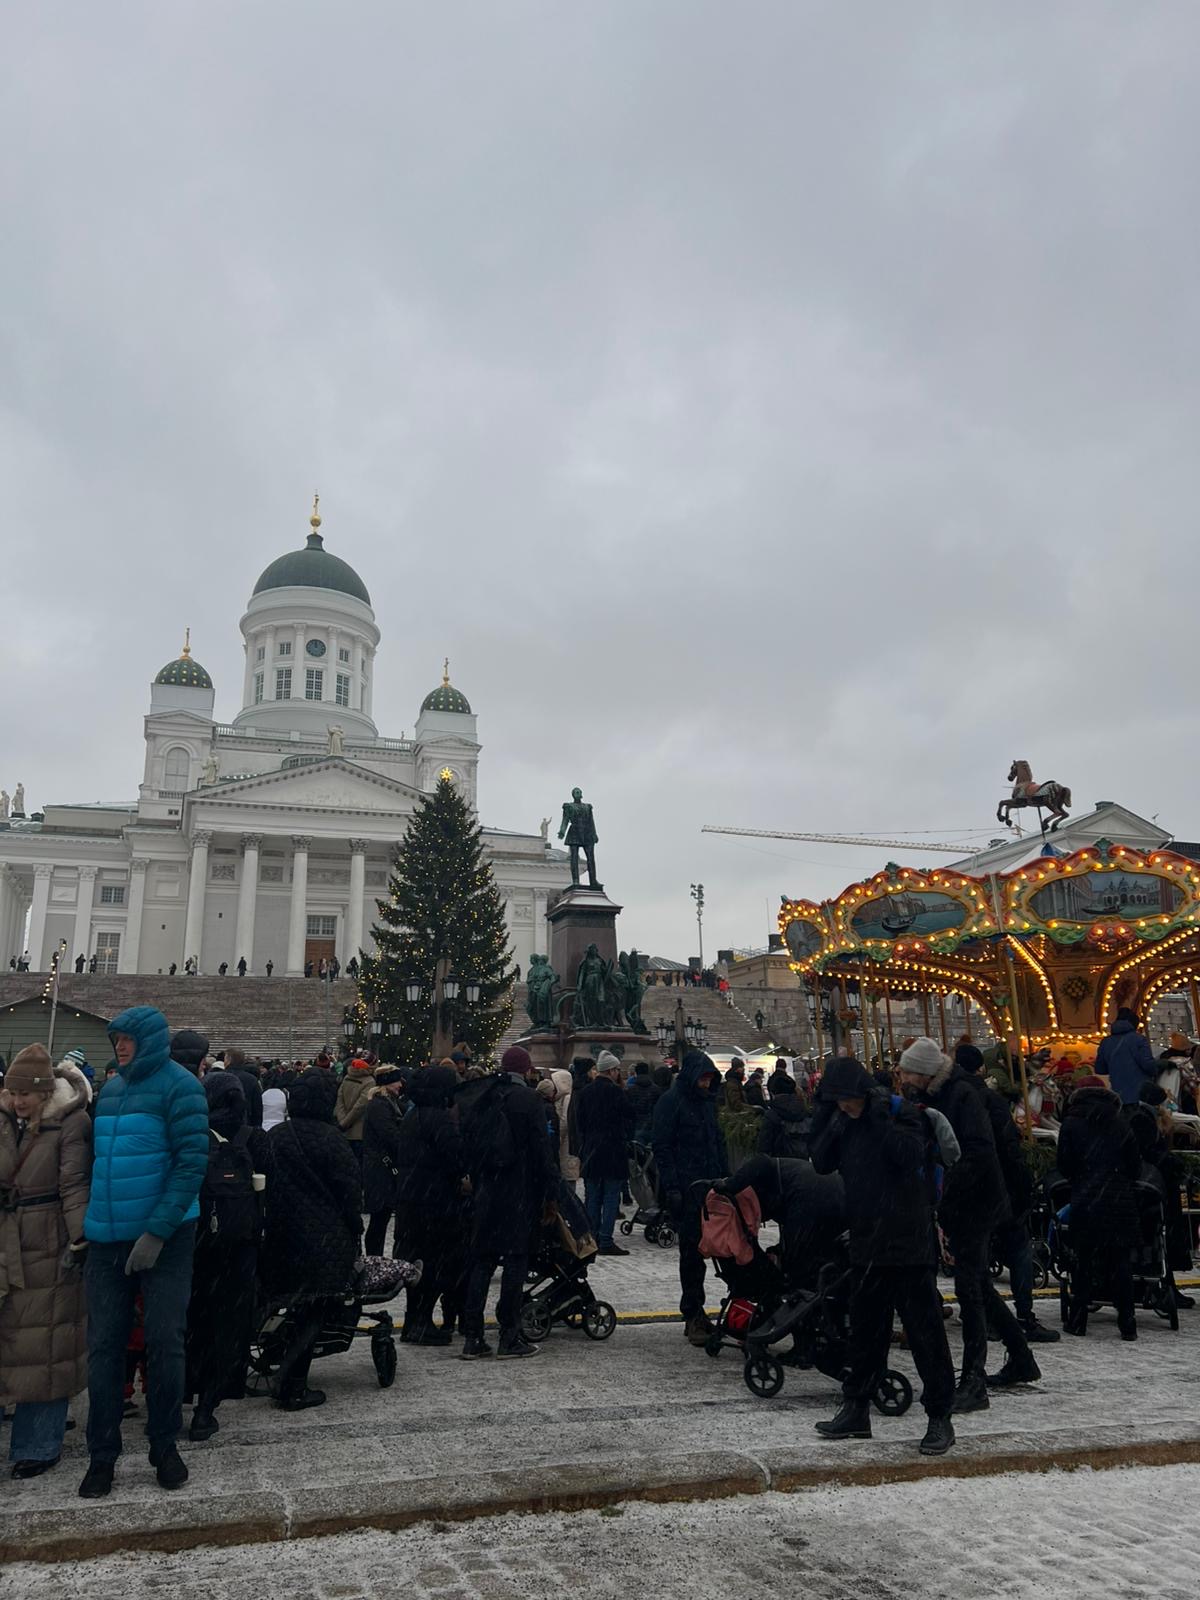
0, 502, 569, 977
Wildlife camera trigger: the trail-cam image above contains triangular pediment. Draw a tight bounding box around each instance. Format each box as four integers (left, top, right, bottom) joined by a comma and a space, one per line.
193, 759, 423, 815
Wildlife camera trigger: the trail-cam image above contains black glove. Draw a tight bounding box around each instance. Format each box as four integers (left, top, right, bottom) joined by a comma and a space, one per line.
60, 1242, 87, 1274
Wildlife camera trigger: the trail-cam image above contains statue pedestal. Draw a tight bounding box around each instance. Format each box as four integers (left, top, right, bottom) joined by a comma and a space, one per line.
546, 886, 623, 982
519, 1027, 652, 1076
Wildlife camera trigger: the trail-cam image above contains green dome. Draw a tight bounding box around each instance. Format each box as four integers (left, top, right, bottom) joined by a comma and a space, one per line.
421, 666, 471, 715
155, 646, 212, 689
252, 531, 371, 605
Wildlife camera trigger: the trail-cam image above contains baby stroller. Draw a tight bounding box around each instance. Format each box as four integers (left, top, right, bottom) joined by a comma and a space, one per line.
247, 1256, 412, 1394
619, 1142, 677, 1248
1049, 1178, 1179, 1332
741, 1251, 912, 1413
519, 1181, 618, 1343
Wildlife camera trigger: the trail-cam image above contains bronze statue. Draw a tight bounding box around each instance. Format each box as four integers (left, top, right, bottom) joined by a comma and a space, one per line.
524, 952, 560, 1031
558, 786, 600, 890
997, 759, 1072, 834
622, 949, 648, 1033
573, 942, 609, 1029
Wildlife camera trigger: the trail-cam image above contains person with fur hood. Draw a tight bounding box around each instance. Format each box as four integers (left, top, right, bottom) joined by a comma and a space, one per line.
0, 1045, 93, 1478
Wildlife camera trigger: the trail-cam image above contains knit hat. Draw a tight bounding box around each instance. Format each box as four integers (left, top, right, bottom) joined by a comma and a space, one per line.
536, 1078, 557, 1100
501, 1045, 533, 1076
898, 1037, 950, 1078
955, 1043, 985, 1074
5, 1044, 55, 1095
170, 1029, 210, 1075
818, 1057, 873, 1102
1073, 1075, 1108, 1091
375, 1067, 405, 1088
596, 1050, 622, 1075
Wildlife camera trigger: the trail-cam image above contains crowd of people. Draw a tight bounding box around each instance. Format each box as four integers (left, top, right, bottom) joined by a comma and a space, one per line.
0, 1002, 1194, 1497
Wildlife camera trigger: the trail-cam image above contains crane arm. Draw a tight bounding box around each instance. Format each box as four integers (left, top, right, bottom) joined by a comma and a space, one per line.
701, 825, 974, 855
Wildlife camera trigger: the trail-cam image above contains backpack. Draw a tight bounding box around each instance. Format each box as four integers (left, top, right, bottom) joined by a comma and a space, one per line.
697, 1186, 762, 1265
889, 1094, 945, 1203
460, 1076, 516, 1178
200, 1129, 260, 1242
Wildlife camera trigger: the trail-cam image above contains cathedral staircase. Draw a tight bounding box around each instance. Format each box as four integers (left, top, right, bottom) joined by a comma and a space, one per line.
0, 974, 358, 1062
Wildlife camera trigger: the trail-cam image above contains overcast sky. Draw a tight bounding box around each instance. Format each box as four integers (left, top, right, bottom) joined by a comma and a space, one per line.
3, 3, 1198, 960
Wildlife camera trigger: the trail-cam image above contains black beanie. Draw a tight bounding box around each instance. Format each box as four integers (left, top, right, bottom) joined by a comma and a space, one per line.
955, 1043, 985, 1074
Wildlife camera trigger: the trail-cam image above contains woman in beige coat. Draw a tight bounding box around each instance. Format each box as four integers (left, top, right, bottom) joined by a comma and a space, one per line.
0, 1044, 93, 1477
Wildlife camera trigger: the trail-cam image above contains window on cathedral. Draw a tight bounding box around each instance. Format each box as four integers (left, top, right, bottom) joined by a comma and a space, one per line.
278, 641, 292, 657
338, 647, 351, 663
335, 673, 350, 707
275, 668, 292, 700
254, 672, 264, 704
95, 932, 120, 974
305, 668, 323, 701
100, 885, 125, 905
256, 646, 265, 662
163, 747, 190, 788
306, 914, 337, 938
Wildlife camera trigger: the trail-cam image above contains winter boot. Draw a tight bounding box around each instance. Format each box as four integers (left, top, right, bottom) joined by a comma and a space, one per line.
951, 1374, 990, 1414
78, 1460, 115, 1499
497, 1333, 539, 1359
814, 1401, 872, 1440
919, 1416, 955, 1456
684, 1314, 715, 1348
1018, 1314, 1060, 1344
986, 1353, 1041, 1388
148, 1444, 189, 1491
460, 1335, 494, 1360
188, 1409, 219, 1441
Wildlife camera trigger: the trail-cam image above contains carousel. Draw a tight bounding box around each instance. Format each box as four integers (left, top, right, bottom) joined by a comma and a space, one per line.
779, 837, 1200, 1067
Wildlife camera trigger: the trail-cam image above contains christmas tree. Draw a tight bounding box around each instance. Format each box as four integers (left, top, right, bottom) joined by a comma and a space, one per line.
357, 774, 515, 1062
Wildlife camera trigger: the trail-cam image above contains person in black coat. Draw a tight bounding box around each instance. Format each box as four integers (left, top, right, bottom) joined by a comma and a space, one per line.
625, 1061, 662, 1143
721, 1153, 845, 1286
393, 1064, 466, 1345
651, 1051, 729, 1345
576, 1054, 635, 1255
169, 1028, 209, 1078
262, 1070, 362, 1408
744, 1069, 767, 1109
756, 1075, 811, 1159
185, 1071, 263, 1440
460, 1047, 558, 1360
899, 1038, 1038, 1406
810, 1057, 955, 1456
223, 1048, 264, 1129
1057, 1077, 1142, 1338
361, 1069, 407, 1257
956, 1044, 1058, 1348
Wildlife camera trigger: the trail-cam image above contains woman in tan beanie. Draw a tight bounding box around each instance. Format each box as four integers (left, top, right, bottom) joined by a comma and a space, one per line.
0, 1043, 93, 1477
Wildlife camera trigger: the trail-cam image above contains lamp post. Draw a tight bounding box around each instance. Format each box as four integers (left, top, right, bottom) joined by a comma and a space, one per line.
401, 963, 481, 1060
690, 882, 705, 970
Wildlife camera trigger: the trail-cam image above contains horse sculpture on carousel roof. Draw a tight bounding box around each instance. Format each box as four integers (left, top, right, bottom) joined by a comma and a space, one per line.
997, 759, 1072, 834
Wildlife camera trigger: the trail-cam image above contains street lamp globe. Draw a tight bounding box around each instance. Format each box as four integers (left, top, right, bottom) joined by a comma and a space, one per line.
403, 977, 424, 1005
443, 973, 461, 1002
464, 977, 481, 1005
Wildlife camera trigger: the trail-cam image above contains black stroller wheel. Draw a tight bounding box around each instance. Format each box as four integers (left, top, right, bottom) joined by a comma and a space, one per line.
520, 1303, 554, 1343
371, 1330, 397, 1389
872, 1368, 913, 1416
656, 1224, 677, 1248
619, 1220, 634, 1237
583, 1302, 617, 1340
645, 1222, 659, 1244
743, 1352, 784, 1399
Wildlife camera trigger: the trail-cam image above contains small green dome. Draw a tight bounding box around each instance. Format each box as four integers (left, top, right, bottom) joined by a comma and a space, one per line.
421, 661, 471, 715
155, 640, 212, 689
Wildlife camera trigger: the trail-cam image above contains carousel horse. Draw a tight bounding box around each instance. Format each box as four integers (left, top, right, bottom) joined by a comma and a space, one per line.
997, 759, 1072, 833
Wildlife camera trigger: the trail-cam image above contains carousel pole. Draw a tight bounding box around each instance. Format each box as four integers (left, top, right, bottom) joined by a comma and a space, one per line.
963, 992, 973, 1041
989, 874, 1034, 1141
884, 983, 897, 1064
1189, 975, 1200, 1040
920, 990, 932, 1037
812, 972, 826, 1062
937, 991, 949, 1052
872, 988, 884, 1071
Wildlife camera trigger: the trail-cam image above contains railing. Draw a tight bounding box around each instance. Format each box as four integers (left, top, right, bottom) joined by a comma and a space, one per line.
157, 789, 186, 799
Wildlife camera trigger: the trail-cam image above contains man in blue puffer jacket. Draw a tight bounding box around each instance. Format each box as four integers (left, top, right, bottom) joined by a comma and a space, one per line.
79, 1006, 208, 1499
1096, 1008, 1158, 1105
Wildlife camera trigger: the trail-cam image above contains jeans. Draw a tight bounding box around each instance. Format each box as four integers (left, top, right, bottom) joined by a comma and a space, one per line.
844, 1264, 956, 1418
948, 1228, 1030, 1381
585, 1177, 623, 1248
675, 1194, 708, 1321
85, 1224, 196, 1464
463, 1252, 528, 1339
992, 1217, 1034, 1322
6, 1398, 70, 1463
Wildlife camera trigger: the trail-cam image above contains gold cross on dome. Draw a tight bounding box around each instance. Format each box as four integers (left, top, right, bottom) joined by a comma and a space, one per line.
440, 767, 454, 782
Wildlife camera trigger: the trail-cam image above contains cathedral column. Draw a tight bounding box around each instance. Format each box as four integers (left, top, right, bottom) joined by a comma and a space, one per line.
27, 865, 52, 969
0, 868, 16, 965
120, 858, 149, 973
183, 830, 212, 969
72, 866, 97, 965
346, 840, 367, 964
235, 834, 261, 970
286, 836, 311, 975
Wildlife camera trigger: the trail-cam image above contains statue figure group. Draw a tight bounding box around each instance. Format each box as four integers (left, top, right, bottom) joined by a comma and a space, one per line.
523, 944, 647, 1034
0, 784, 24, 819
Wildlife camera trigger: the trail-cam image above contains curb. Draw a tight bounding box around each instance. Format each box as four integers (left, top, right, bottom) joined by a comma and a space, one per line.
7, 1431, 1200, 1566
